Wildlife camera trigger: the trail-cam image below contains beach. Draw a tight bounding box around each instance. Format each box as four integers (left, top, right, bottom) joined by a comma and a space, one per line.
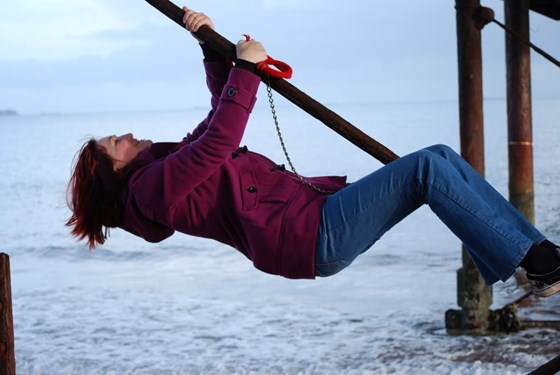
2, 98, 559, 374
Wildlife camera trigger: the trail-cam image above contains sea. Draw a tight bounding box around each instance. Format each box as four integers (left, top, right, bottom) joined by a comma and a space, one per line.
1, 96, 559, 374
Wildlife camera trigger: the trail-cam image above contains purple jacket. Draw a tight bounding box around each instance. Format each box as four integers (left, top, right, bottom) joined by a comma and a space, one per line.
118, 60, 347, 279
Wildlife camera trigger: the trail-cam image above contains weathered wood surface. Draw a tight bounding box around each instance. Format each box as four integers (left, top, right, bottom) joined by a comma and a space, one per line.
528, 353, 560, 375
0, 253, 15, 375
145, 0, 399, 165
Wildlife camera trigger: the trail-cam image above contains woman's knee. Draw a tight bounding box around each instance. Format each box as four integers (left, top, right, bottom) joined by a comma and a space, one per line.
407, 147, 454, 180
408, 148, 436, 163
401, 149, 439, 181
425, 144, 457, 157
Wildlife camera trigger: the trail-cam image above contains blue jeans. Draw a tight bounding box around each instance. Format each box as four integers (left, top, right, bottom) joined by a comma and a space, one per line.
315, 144, 545, 284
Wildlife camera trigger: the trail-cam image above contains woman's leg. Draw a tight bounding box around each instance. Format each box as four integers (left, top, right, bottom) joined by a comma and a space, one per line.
315, 144, 542, 284
424, 144, 545, 244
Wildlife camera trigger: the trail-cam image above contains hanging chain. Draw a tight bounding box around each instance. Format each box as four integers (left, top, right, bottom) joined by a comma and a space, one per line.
264, 77, 334, 195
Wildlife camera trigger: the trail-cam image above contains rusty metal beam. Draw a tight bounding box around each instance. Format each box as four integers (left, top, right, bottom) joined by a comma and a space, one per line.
446, 0, 494, 332
529, 0, 560, 20
505, 0, 535, 223
456, 0, 485, 173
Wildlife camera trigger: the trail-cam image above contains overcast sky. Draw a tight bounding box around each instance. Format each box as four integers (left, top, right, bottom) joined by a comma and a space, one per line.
1, 0, 558, 114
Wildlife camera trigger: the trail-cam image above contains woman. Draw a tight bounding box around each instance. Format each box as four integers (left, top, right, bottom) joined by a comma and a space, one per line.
67, 8, 560, 297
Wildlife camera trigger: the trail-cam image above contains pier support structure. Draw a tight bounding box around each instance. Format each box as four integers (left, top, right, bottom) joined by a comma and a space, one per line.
446, 0, 525, 333
505, 0, 535, 223
446, 0, 493, 332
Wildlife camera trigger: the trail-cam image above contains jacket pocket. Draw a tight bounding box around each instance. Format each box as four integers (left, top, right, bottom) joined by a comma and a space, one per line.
239, 170, 259, 211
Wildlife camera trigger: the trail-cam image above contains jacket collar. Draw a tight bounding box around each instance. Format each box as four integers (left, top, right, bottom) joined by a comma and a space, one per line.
134, 142, 180, 164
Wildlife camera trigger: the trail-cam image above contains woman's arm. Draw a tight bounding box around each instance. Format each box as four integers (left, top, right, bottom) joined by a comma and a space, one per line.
181, 8, 266, 144
183, 60, 231, 144
182, 8, 228, 143
130, 31, 268, 219
131, 66, 262, 220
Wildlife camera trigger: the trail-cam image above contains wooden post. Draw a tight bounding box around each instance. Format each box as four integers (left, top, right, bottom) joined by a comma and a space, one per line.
145, 0, 399, 165
528, 353, 560, 375
0, 253, 15, 375
446, 0, 493, 332
504, 0, 534, 223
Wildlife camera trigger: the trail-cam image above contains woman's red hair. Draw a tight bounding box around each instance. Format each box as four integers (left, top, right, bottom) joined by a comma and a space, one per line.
66, 139, 123, 248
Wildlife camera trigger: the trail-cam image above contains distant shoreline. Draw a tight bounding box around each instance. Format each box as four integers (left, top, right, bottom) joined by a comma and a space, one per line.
0, 109, 19, 116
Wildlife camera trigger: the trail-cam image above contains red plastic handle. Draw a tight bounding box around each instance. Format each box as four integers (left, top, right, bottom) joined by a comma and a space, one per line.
256, 57, 293, 79
242, 34, 292, 79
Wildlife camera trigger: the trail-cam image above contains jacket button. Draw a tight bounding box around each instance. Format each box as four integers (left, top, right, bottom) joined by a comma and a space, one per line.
227, 87, 237, 97
247, 186, 257, 193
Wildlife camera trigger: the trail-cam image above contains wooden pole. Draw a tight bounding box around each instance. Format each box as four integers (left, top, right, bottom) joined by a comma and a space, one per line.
145, 0, 399, 165
528, 354, 560, 375
0, 253, 15, 375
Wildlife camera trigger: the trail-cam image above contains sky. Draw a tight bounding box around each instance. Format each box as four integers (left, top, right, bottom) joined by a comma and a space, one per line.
0, 0, 558, 115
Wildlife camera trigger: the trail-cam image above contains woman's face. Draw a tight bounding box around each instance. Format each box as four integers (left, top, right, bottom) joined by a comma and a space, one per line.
98, 133, 152, 171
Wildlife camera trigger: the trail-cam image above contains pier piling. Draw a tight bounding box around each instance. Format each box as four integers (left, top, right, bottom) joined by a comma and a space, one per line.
447, 0, 496, 332
0, 253, 15, 375
504, 0, 535, 223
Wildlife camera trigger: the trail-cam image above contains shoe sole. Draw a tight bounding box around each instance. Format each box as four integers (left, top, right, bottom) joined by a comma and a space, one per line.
530, 279, 560, 298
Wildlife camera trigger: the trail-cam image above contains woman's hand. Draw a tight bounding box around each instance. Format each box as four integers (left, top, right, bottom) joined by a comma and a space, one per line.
182, 6, 214, 44
236, 39, 267, 64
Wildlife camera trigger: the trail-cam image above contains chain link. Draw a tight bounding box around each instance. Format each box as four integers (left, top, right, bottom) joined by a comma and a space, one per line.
264, 77, 335, 195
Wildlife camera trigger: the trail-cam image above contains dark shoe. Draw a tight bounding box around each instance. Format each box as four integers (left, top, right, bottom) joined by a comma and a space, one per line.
526, 264, 560, 297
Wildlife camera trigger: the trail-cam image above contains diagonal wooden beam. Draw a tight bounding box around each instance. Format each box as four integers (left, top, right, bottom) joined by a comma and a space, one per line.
145, 0, 399, 165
